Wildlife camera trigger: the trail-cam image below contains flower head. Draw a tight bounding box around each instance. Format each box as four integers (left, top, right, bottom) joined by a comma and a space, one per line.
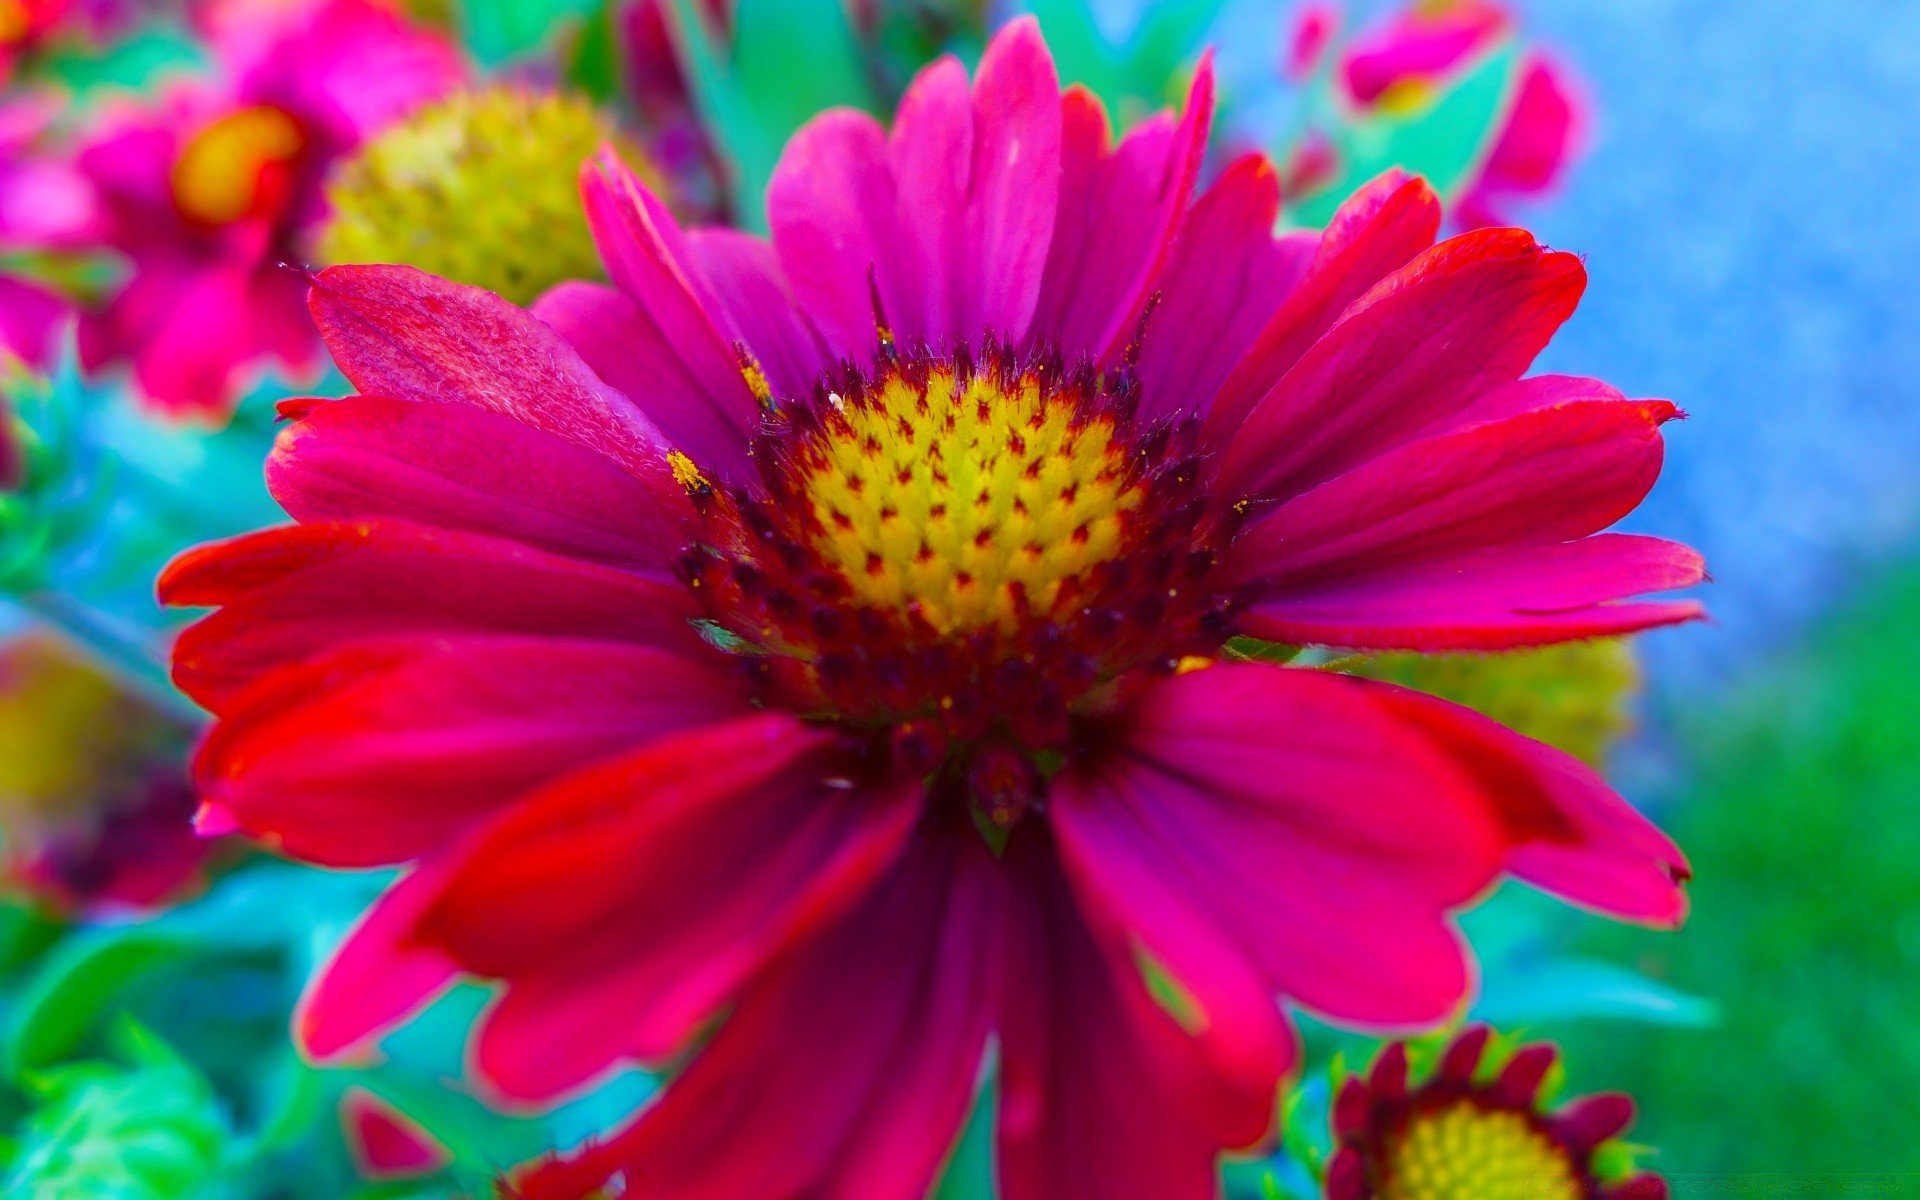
0, 633, 211, 914
1328, 1026, 1668, 1200
166, 19, 1700, 1198
68, 0, 463, 413
319, 86, 651, 306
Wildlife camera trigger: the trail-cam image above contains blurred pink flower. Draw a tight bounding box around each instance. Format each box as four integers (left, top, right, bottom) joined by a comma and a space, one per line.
69, 0, 463, 414
1296, 0, 1585, 229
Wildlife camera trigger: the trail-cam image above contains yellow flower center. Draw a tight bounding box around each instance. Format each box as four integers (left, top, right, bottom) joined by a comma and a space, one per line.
797, 364, 1141, 636
172, 105, 306, 226
1381, 1101, 1582, 1200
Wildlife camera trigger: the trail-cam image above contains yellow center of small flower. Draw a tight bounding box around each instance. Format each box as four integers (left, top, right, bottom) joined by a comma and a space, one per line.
798, 364, 1141, 636
1381, 1101, 1582, 1200
172, 106, 306, 226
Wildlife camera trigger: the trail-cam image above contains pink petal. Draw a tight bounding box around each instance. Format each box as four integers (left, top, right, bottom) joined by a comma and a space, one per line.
268, 395, 692, 571
531, 279, 751, 483
997, 832, 1280, 1200
1053, 664, 1499, 1027
419, 718, 922, 1103
1206, 170, 1442, 441
768, 18, 1063, 355
962, 17, 1063, 341
1133, 155, 1316, 423
161, 520, 705, 712
682, 228, 832, 399
297, 853, 462, 1060
530, 826, 1001, 1198
1225, 396, 1678, 589
887, 55, 973, 344
768, 108, 912, 359
308, 265, 675, 484
1368, 682, 1691, 926
193, 634, 750, 868
1216, 227, 1583, 503
1028, 57, 1214, 362
579, 154, 761, 472
340, 1087, 452, 1180
1241, 533, 1708, 651
0, 272, 71, 372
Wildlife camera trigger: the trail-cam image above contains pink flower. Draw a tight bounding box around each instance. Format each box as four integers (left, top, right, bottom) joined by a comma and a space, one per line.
165, 20, 1699, 1198
1304, 0, 1585, 229
70, 0, 462, 414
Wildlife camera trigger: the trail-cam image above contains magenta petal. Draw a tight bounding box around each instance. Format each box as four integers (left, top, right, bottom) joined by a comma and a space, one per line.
1134, 155, 1316, 423
269, 395, 692, 571
0, 272, 71, 371
887, 55, 973, 344
531, 279, 751, 484
1052, 665, 1499, 1028
1369, 683, 1691, 926
1225, 397, 1678, 590
1217, 227, 1584, 502
416, 720, 921, 1104
194, 635, 750, 869
682, 229, 832, 399
1241, 533, 1707, 651
161, 520, 705, 712
308, 265, 673, 483
561, 827, 1001, 1198
1029, 57, 1215, 361
1205, 170, 1441, 442
962, 17, 1062, 341
769, 108, 914, 360
297, 854, 460, 1060
997, 832, 1281, 1200
576, 158, 764, 473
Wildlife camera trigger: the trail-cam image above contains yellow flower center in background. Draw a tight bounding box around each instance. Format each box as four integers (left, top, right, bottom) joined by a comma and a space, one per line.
798, 365, 1140, 636
1381, 1101, 1582, 1200
319, 87, 655, 306
172, 105, 306, 226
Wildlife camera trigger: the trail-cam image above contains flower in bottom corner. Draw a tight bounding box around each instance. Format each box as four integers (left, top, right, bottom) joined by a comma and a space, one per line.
1327, 1027, 1667, 1200
163, 17, 1701, 1198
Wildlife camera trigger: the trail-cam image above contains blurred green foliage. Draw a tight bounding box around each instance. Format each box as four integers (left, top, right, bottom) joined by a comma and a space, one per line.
1558, 558, 1920, 1173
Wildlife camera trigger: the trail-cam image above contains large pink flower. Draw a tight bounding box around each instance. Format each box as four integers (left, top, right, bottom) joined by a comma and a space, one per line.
164, 20, 1699, 1198
70, 0, 462, 413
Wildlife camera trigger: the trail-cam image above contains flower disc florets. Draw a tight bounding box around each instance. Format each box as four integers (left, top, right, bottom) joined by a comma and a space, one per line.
679, 337, 1240, 783
1328, 1027, 1667, 1200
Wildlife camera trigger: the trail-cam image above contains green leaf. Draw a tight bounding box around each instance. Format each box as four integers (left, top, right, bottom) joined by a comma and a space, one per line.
3, 1021, 231, 1199
1473, 957, 1719, 1029
666, 0, 879, 231
41, 27, 206, 95
1, 928, 196, 1082
458, 0, 600, 66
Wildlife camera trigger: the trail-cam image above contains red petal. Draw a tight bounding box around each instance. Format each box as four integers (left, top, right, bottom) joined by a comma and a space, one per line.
162, 520, 704, 712
1205, 169, 1441, 441
417, 717, 922, 1102
1218, 228, 1585, 503
1053, 665, 1499, 1028
195, 635, 749, 867
268, 395, 691, 570
307, 264, 672, 482
997, 831, 1277, 1200
547, 826, 1001, 1198
1240, 533, 1707, 652
1225, 396, 1678, 590
1369, 681, 1692, 926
